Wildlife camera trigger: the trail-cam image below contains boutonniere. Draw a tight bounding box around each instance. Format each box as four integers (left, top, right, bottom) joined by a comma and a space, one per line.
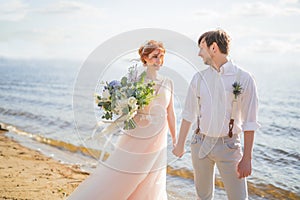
232, 81, 243, 99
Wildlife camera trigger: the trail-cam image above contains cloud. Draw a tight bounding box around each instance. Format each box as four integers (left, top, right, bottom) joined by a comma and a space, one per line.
1, 0, 299, 60
192, 1, 300, 24
283, 7, 300, 15
239, 37, 300, 56
0, 0, 28, 21
33, 1, 106, 19
279, 0, 300, 5
193, 10, 220, 18
231, 1, 300, 17
251, 39, 288, 53
0, 0, 106, 22
233, 2, 272, 16
37, 1, 84, 14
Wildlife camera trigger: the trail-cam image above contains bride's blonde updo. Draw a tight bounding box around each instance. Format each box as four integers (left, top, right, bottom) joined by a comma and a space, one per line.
138, 40, 165, 64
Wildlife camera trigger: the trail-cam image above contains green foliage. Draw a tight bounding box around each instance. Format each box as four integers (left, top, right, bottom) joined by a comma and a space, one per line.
95, 67, 156, 130
232, 81, 243, 99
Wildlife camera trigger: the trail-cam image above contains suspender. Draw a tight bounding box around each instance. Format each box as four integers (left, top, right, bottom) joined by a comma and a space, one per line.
228, 69, 242, 137
194, 69, 242, 137
194, 72, 202, 135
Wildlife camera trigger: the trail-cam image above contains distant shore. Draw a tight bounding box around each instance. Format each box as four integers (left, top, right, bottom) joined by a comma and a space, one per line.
0, 130, 89, 199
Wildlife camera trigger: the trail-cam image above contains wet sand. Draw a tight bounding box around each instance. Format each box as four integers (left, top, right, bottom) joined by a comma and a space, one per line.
0, 130, 89, 200
0, 128, 230, 200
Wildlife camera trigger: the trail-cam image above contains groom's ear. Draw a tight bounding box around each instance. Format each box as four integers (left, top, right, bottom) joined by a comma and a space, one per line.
210, 42, 218, 53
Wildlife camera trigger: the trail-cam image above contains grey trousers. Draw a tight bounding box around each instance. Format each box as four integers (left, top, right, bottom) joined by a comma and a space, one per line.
191, 134, 248, 200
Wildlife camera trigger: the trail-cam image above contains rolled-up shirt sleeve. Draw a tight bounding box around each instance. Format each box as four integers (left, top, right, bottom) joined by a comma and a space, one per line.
182, 73, 200, 123
241, 75, 261, 131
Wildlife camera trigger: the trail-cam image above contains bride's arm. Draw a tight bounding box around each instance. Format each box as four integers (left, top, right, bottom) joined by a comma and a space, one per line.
167, 79, 176, 146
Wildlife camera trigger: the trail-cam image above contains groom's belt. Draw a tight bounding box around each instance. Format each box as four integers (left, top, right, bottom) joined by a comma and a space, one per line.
195, 132, 239, 140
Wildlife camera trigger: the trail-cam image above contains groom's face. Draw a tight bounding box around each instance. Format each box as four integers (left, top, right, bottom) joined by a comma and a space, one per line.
198, 38, 213, 65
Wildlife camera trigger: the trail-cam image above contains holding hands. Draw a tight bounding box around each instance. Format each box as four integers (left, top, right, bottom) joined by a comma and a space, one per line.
172, 143, 185, 158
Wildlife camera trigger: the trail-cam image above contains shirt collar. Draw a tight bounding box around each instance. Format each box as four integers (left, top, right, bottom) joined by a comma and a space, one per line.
218, 60, 237, 75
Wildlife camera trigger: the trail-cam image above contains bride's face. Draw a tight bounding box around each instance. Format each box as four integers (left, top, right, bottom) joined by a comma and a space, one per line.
144, 49, 164, 70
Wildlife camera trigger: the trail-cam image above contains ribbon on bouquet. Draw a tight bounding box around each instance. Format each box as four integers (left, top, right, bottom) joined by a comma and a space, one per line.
92, 115, 130, 161
95, 115, 128, 137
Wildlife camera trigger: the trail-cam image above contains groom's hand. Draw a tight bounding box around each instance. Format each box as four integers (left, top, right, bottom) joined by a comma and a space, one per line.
237, 156, 252, 179
172, 144, 185, 158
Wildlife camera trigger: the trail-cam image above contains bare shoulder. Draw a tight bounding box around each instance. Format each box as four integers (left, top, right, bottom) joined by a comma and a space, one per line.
163, 76, 173, 85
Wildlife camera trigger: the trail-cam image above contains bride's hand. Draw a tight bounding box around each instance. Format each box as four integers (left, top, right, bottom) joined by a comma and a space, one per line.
172, 144, 185, 158
172, 139, 177, 148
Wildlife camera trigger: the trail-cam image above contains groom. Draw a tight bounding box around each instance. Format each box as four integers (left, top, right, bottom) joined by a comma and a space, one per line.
173, 30, 260, 200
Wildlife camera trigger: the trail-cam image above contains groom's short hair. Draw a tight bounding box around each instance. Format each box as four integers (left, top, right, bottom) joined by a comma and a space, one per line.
198, 29, 231, 55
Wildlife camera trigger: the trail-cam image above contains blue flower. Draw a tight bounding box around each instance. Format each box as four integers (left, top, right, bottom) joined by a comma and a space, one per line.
104, 80, 121, 90
109, 80, 121, 88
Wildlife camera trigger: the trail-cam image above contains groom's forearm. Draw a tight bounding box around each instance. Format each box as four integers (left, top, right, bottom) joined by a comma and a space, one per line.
243, 131, 255, 159
177, 119, 192, 146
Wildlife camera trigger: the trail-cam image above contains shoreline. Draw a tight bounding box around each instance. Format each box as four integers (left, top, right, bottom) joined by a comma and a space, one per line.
0, 128, 207, 200
1, 125, 298, 200
0, 130, 196, 200
0, 130, 89, 200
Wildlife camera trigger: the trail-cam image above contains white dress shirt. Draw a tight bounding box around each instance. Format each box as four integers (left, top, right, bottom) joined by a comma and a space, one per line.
182, 60, 260, 137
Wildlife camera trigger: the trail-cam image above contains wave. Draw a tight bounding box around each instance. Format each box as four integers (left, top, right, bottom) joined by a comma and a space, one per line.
0, 87, 71, 103
0, 107, 73, 130
0, 107, 42, 120
255, 144, 300, 171
262, 123, 300, 137
1, 123, 299, 200
167, 166, 300, 199
272, 148, 300, 161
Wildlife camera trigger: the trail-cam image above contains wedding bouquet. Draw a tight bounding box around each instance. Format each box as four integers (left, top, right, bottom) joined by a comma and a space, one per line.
95, 65, 156, 131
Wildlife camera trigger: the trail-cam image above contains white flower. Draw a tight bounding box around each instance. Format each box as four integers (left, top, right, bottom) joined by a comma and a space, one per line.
102, 89, 110, 99
119, 99, 128, 107
131, 104, 138, 111
128, 97, 137, 107
94, 93, 101, 104
114, 99, 128, 115
114, 106, 123, 115
127, 110, 137, 120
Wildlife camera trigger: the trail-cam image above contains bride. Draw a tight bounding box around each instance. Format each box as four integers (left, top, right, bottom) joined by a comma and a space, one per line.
68, 40, 177, 200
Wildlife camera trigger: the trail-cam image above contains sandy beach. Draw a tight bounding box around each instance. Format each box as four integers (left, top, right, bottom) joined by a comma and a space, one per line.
0, 130, 89, 200
1, 126, 298, 200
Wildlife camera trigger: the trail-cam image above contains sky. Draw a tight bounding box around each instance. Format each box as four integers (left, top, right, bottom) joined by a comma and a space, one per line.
0, 0, 300, 69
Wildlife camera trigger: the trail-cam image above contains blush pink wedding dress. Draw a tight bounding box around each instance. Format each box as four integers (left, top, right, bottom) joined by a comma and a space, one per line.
68, 77, 172, 200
